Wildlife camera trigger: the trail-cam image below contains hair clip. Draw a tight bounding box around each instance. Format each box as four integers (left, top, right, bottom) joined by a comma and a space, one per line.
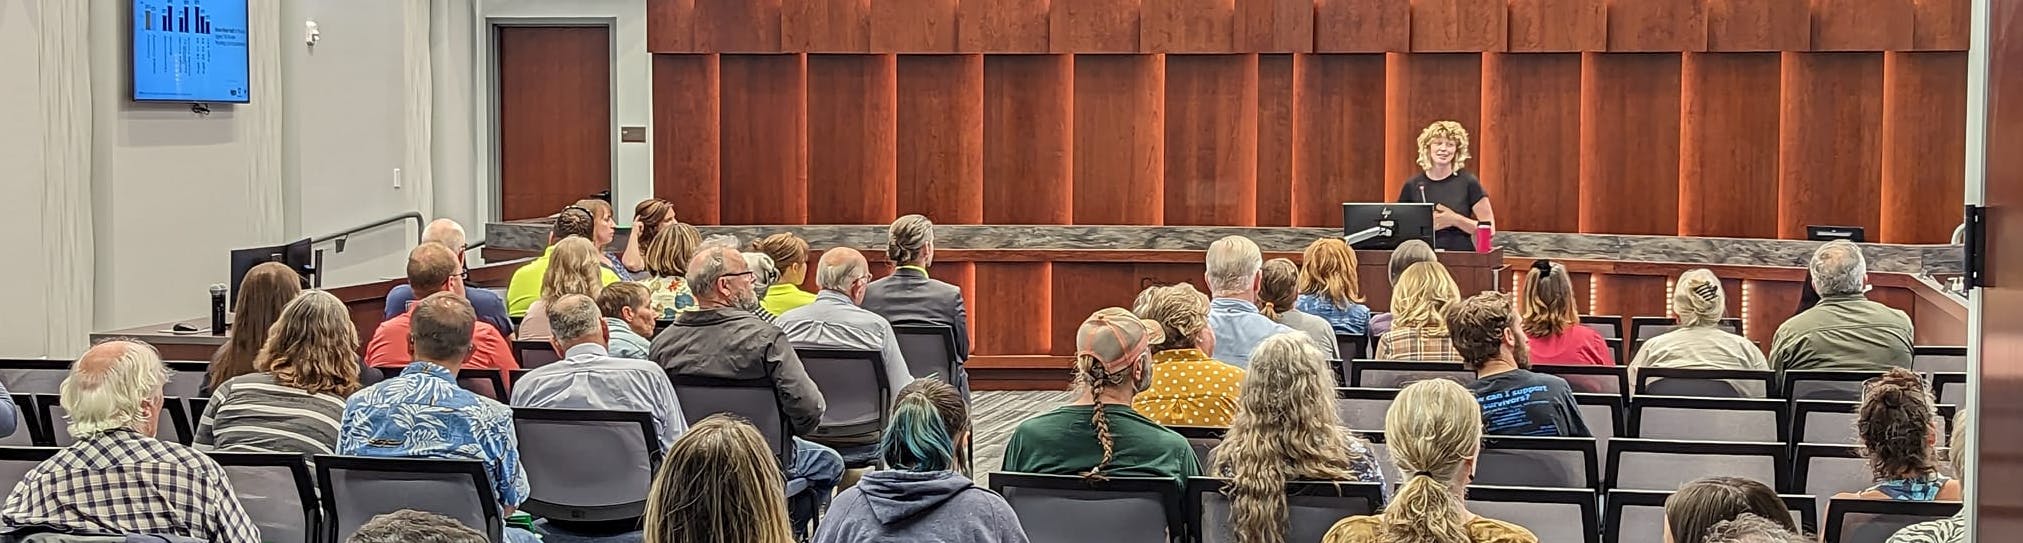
1692, 282, 1719, 302
1530, 259, 1554, 274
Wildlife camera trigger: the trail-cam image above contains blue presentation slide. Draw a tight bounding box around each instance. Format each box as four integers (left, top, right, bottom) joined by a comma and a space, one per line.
132, 0, 250, 102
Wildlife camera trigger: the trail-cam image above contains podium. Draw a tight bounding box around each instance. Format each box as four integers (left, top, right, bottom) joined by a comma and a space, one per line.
1354, 248, 1504, 312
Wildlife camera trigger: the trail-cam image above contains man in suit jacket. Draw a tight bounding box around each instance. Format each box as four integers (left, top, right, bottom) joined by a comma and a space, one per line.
861, 214, 972, 396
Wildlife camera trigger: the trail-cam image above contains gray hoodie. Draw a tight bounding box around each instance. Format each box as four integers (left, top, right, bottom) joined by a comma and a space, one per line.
812, 471, 1030, 543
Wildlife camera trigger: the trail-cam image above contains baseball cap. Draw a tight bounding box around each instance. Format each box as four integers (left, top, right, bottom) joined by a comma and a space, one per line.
1075, 307, 1166, 375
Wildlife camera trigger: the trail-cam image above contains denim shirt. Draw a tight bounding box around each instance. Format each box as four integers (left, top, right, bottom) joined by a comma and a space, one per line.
1205, 298, 1295, 369
339, 362, 529, 508
1295, 293, 1372, 336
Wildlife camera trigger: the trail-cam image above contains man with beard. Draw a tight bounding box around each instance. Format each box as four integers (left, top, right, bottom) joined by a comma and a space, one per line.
648, 245, 844, 511
1000, 307, 1202, 486
1445, 292, 1591, 437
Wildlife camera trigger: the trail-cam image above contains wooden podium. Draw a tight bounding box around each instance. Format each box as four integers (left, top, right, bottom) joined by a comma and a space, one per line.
1354, 248, 1504, 312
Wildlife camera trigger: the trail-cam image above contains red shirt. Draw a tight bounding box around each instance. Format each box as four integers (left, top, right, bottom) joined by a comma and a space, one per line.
1526, 326, 1615, 366
364, 306, 519, 371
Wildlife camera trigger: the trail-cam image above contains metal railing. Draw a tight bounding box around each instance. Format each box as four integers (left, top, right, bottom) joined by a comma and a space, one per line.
311, 211, 424, 253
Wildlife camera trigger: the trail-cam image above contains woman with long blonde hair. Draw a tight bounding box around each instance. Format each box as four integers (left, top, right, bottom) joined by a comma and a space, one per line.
1322, 379, 1537, 543
195, 290, 359, 455
1519, 260, 1613, 366
1398, 120, 1496, 252
1296, 238, 1372, 336
644, 414, 796, 543
1212, 333, 1384, 543
207, 262, 303, 393
644, 222, 704, 317
516, 236, 606, 341
1373, 261, 1464, 361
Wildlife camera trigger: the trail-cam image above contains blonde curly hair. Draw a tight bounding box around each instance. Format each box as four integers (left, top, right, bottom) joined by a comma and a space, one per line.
1415, 120, 1472, 171
1211, 332, 1365, 543
1133, 283, 1210, 352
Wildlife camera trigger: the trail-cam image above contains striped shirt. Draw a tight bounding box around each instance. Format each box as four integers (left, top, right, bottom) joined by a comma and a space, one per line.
193, 373, 347, 455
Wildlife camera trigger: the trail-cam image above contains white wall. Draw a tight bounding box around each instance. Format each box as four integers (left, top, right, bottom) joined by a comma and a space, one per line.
0, 0, 53, 357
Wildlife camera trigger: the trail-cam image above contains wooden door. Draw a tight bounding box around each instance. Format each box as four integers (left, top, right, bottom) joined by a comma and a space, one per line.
497, 25, 612, 220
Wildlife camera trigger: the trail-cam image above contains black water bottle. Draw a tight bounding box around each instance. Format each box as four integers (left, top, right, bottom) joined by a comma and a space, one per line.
210, 284, 228, 336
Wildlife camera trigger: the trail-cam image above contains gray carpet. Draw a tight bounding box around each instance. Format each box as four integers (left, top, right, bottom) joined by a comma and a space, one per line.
968, 390, 1072, 487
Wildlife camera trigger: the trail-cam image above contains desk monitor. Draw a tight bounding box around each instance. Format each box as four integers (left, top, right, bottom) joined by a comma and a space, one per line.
1806, 225, 1866, 243
1342, 203, 1436, 250
229, 238, 315, 309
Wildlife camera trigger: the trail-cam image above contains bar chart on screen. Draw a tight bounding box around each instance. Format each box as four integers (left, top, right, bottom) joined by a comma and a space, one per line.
131, 0, 251, 103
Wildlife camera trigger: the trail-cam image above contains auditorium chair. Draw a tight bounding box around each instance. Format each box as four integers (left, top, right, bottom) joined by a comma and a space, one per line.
1358, 431, 1403, 486
1188, 477, 1384, 543
1472, 436, 1601, 490
1911, 346, 1968, 373
893, 324, 962, 383
664, 370, 824, 520
1782, 370, 1887, 402
1930, 372, 1967, 405
1465, 486, 1600, 543
1166, 426, 1224, 474
0, 447, 57, 500
162, 361, 208, 399
1606, 490, 1818, 543
315, 455, 502, 543
209, 451, 319, 543
1333, 334, 1370, 364
35, 394, 192, 446
1629, 396, 1788, 443
1332, 387, 1398, 433
1, 394, 37, 447
1793, 444, 1870, 515
1575, 393, 1625, 473
1634, 368, 1777, 398
1790, 401, 1862, 446
0, 360, 71, 395
1579, 315, 1623, 340
1823, 498, 1960, 543
793, 348, 892, 468
1606, 439, 1788, 492
513, 408, 661, 522
989, 472, 1185, 543
510, 340, 562, 370
1349, 360, 1474, 389
372, 367, 512, 403
1534, 365, 1629, 397
1624, 317, 1744, 361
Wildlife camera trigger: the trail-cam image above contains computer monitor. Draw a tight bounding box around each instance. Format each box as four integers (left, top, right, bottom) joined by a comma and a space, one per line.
229, 238, 315, 309
1806, 225, 1866, 243
1342, 203, 1436, 250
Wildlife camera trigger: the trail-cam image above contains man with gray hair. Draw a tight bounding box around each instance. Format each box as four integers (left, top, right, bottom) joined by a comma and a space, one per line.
1769, 240, 1914, 371
1, 340, 260, 541
1202, 235, 1292, 368
383, 218, 515, 336
345, 510, 486, 543
862, 214, 971, 395
777, 247, 916, 405
512, 294, 686, 448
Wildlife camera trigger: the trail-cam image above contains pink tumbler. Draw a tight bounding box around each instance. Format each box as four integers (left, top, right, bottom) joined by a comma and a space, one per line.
1475, 221, 1495, 253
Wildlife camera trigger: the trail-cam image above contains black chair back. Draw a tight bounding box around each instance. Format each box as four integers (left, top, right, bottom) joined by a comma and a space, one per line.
163, 361, 209, 399
0, 447, 58, 500
1911, 345, 1967, 373
1534, 365, 1629, 397
1606, 438, 1789, 492
1187, 477, 1385, 543
1332, 388, 1398, 433
2, 395, 37, 447
1792, 444, 1868, 515
511, 340, 563, 369
1606, 490, 1818, 543
1579, 315, 1623, 340
208, 452, 319, 543
1166, 426, 1225, 474
36, 394, 192, 446
1782, 370, 1886, 402
666, 373, 794, 466
794, 349, 893, 442
1929, 372, 1967, 405
1791, 400, 1861, 446
1465, 486, 1600, 543
1628, 396, 1789, 443
893, 324, 963, 382
988, 472, 1185, 543
1333, 334, 1370, 364
1349, 360, 1473, 389
1474, 436, 1601, 490
513, 408, 662, 522
1823, 498, 1961, 543
0, 360, 71, 395
1634, 367, 1776, 398
314, 455, 503, 543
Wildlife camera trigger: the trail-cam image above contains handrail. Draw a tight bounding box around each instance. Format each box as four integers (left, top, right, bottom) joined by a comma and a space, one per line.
311, 211, 424, 252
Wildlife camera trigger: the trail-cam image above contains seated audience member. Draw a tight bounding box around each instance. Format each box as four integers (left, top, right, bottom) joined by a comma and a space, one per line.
1131, 283, 1245, 427
649, 245, 844, 504
1449, 292, 1590, 437
513, 294, 686, 448
1322, 379, 1536, 543
596, 282, 658, 359
1373, 261, 1464, 362
620, 198, 674, 279
1664, 477, 1803, 543
384, 219, 514, 336
751, 233, 818, 316
1214, 333, 1387, 543
777, 248, 915, 402
365, 243, 516, 370
862, 214, 973, 394
742, 251, 783, 321
1259, 258, 1342, 359
1519, 260, 1613, 366
1367, 239, 1439, 338
508, 205, 621, 316
345, 510, 487, 543
643, 414, 797, 543
1770, 240, 1915, 371
1, 341, 259, 541
643, 221, 704, 317
573, 198, 625, 276
1888, 410, 1972, 543
196, 290, 358, 455
1295, 238, 1372, 336
207, 261, 302, 393
813, 379, 1027, 543
1002, 308, 1201, 484
1630, 269, 1768, 371
1203, 236, 1295, 368
1701, 514, 1813, 543
1838, 369, 1960, 501
516, 236, 606, 341
341, 293, 537, 543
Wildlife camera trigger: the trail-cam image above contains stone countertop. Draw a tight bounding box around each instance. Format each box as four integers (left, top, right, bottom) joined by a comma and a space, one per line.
485, 221, 1962, 276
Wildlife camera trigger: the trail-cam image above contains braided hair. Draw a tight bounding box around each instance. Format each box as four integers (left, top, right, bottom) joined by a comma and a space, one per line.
1071, 351, 1137, 481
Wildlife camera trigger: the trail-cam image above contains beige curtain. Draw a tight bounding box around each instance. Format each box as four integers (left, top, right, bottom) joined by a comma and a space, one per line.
404, 0, 436, 218
38, 0, 94, 357
246, 0, 285, 241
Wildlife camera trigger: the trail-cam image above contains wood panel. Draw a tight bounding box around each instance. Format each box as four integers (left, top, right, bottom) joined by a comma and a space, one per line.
1507, 0, 1605, 52
1237, 0, 1314, 53
1293, 54, 1389, 227
1580, 53, 1683, 235
1255, 54, 1295, 226
1607, 0, 1707, 52
1742, 279, 1802, 349
1410, 0, 1506, 52
1314, 0, 1409, 53
1142, 0, 1236, 53
982, 55, 1072, 224
1910, 0, 1970, 51
1051, 0, 1143, 53
693, 0, 782, 52
1681, 52, 1782, 238
1705, 0, 1810, 51
1880, 52, 1968, 243
782, 0, 869, 52
872, 0, 960, 52
1163, 55, 1259, 226
717, 54, 808, 224
1479, 53, 1581, 233
1779, 53, 1885, 239
1072, 55, 1165, 224
651, 55, 721, 224
1980, 0, 2023, 528
647, 0, 696, 53
1595, 274, 1670, 318
1811, 0, 1914, 51
1049, 263, 1139, 355
973, 263, 1051, 355
498, 27, 613, 221
957, 0, 1050, 52
1383, 53, 1482, 196
896, 55, 985, 223
804, 55, 895, 224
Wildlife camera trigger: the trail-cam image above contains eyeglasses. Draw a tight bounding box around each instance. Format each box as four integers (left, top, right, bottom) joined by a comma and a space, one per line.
720, 271, 755, 280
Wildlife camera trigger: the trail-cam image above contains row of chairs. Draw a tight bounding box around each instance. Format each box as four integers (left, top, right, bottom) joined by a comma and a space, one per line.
0, 360, 210, 398
986, 472, 1956, 543
1338, 359, 1969, 405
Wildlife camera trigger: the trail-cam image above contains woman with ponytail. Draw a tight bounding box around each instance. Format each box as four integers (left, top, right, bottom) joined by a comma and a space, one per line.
1259, 258, 1342, 360
1323, 379, 1537, 543
814, 379, 1029, 543
1212, 332, 1384, 543
1002, 308, 1201, 485
1373, 261, 1465, 362
1836, 368, 1961, 501
1629, 269, 1768, 372
1519, 260, 1613, 366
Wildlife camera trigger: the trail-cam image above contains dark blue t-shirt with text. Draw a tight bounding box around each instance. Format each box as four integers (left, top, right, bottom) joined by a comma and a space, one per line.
1467, 369, 1590, 437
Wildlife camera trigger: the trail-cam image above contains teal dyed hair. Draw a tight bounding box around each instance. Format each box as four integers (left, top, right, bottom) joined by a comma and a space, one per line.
877, 379, 966, 472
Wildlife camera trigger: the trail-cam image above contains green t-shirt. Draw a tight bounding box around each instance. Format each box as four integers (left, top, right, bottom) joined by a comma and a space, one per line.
1000, 404, 1202, 484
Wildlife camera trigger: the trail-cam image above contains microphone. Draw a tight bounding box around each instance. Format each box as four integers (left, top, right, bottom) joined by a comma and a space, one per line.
1417, 182, 1428, 203
209, 283, 228, 336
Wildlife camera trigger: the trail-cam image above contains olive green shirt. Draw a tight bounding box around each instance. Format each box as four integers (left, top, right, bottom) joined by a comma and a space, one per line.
1768, 294, 1915, 372
1000, 404, 1201, 484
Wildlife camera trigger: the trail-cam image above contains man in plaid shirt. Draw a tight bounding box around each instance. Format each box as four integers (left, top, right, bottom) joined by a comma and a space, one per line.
0, 340, 260, 542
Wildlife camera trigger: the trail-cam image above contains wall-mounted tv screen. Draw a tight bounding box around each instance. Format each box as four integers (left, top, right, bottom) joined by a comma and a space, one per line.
132, 0, 250, 103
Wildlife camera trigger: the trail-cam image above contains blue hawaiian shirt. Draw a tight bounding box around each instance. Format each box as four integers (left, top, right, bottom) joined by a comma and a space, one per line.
1295, 293, 1373, 336
338, 362, 530, 508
